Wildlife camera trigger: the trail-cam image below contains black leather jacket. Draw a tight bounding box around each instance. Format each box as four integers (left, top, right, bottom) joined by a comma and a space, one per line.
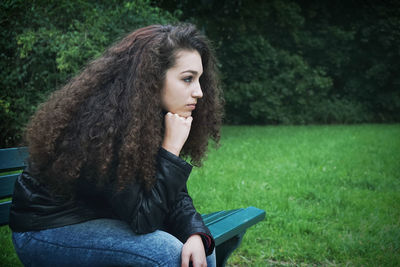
9, 148, 214, 255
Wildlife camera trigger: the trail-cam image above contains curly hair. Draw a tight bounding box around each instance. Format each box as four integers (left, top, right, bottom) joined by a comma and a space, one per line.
26, 24, 223, 196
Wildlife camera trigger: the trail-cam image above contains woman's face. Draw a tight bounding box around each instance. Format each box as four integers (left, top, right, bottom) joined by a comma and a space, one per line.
161, 50, 203, 118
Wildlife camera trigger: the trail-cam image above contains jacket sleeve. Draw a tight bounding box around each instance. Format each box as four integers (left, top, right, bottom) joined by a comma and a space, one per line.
108, 147, 192, 234
164, 186, 215, 256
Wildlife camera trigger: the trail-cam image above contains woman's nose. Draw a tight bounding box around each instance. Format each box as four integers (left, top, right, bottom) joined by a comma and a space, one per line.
192, 82, 203, 98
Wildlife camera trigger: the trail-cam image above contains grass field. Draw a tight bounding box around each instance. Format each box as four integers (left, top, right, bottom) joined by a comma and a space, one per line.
1, 124, 399, 266
187, 124, 400, 266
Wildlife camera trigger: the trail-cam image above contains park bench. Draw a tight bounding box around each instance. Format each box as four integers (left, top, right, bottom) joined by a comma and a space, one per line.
0, 147, 265, 266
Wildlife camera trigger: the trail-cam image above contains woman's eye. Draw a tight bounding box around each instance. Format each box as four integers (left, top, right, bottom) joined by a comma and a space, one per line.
183, 76, 193, 83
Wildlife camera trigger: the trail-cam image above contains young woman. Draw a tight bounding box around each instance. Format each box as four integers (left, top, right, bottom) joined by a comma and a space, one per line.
9, 24, 223, 267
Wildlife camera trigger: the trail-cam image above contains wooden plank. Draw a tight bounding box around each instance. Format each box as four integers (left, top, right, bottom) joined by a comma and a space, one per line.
206, 206, 265, 246
202, 209, 240, 224
0, 147, 28, 172
0, 174, 19, 198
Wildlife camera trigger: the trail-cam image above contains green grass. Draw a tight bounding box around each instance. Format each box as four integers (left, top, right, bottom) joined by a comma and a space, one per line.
0, 226, 22, 266
187, 124, 400, 266
1, 169, 23, 267
1, 124, 399, 266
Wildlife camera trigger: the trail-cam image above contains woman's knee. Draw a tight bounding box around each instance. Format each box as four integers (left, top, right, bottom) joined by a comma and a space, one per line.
146, 230, 183, 266
206, 248, 217, 267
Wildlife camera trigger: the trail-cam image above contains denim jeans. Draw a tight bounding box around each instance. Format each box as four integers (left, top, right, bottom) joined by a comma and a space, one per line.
12, 218, 216, 267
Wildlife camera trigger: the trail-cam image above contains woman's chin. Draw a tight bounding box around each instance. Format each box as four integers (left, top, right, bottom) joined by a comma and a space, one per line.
165, 109, 192, 118
175, 111, 192, 118
182, 112, 193, 118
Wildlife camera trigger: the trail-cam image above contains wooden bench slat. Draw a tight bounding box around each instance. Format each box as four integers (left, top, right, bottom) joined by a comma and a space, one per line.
206, 206, 265, 246
0, 147, 28, 172
0, 174, 20, 198
202, 209, 241, 224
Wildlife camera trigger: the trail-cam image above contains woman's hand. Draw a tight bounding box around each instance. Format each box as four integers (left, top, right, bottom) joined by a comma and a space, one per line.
162, 112, 193, 156
181, 234, 207, 267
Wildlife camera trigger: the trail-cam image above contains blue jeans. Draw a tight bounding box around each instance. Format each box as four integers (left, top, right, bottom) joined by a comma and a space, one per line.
12, 218, 216, 267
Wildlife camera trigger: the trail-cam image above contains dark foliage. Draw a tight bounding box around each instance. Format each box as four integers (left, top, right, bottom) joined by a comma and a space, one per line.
1, 0, 177, 147
2, 0, 400, 147
159, 0, 400, 124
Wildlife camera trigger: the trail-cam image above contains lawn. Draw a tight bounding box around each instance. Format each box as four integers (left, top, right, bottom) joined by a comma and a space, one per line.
187, 124, 400, 266
1, 124, 399, 266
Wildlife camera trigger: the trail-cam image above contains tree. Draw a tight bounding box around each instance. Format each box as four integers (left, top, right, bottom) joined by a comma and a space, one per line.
159, 0, 400, 124
1, 0, 177, 147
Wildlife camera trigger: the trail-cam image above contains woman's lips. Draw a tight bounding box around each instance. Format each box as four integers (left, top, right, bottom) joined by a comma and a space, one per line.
187, 104, 196, 110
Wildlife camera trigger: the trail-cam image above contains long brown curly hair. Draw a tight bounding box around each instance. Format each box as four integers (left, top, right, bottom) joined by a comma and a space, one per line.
26, 24, 223, 196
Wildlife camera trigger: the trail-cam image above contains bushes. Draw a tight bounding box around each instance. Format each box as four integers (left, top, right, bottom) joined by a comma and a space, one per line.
2, 1, 400, 147
159, 0, 400, 125
0, 0, 177, 147
312, 97, 372, 124
222, 35, 332, 124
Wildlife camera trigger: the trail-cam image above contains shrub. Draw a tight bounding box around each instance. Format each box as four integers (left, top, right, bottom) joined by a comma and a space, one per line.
221, 35, 333, 124
312, 97, 372, 124
0, 0, 177, 147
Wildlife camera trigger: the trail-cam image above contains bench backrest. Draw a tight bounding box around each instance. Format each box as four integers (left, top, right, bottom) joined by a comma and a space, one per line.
0, 147, 28, 225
